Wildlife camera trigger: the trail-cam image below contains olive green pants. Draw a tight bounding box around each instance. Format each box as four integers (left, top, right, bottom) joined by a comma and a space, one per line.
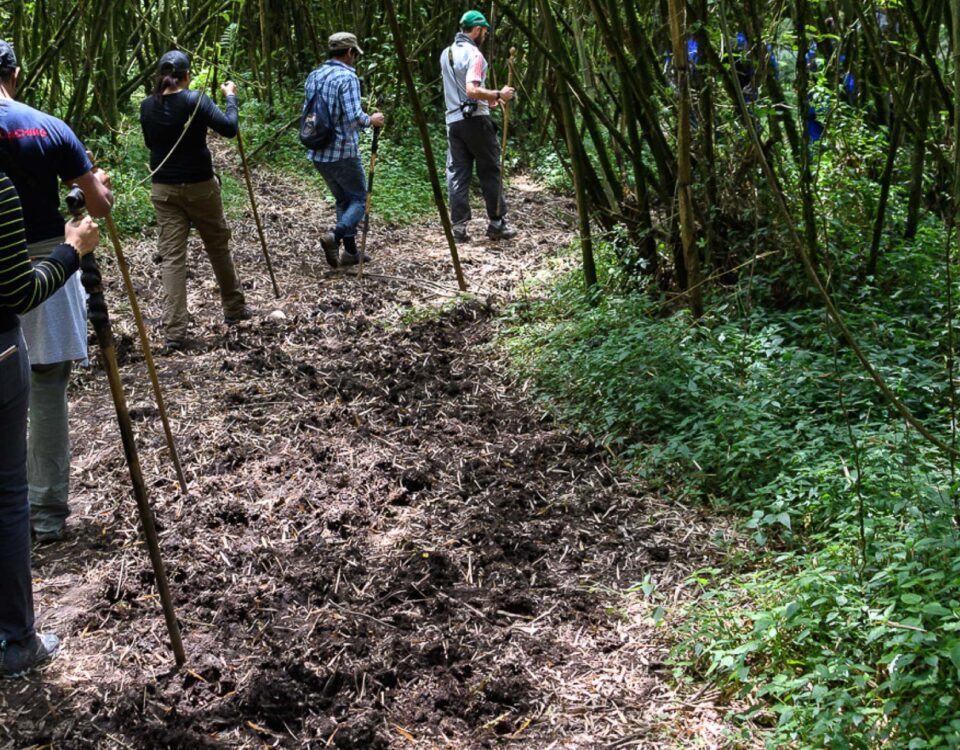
151, 178, 246, 340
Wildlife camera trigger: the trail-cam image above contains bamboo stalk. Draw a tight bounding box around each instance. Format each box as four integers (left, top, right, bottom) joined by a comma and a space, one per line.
668, 0, 701, 316
497, 47, 516, 221
236, 128, 281, 298
359, 94, 386, 281
537, 0, 596, 291
384, 0, 467, 292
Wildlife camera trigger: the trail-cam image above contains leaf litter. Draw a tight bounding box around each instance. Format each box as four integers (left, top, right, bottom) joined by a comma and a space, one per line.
0, 147, 751, 749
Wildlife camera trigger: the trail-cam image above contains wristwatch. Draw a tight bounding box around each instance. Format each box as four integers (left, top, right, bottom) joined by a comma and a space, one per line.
495, 90, 502, 102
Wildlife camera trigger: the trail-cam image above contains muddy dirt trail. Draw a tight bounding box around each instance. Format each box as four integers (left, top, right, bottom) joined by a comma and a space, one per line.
0, 153, 736, 748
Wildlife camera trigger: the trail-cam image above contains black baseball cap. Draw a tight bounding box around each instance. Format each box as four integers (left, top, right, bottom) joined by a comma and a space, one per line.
158, 50, 190, 75
0, 40, 18, 73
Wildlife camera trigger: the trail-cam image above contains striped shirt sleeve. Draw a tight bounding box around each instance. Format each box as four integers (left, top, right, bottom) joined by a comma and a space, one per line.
0, 172, 79, 314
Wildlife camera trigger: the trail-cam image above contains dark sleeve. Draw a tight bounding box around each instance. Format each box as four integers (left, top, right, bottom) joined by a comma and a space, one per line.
199, 92, 239, 138
0, 173, 79, 314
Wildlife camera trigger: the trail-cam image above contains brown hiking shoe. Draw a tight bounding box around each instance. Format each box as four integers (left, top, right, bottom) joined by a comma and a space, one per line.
319, 232, 340, 268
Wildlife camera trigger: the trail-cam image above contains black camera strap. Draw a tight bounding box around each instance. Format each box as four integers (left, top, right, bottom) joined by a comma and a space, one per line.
443, 42, 476, 113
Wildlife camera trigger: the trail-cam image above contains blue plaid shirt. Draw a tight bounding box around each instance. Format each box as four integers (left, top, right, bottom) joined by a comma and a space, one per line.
304, 60, 371, 163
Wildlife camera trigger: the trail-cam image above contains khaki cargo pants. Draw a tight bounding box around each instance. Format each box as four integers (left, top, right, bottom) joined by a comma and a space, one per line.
151, 178, 246, 340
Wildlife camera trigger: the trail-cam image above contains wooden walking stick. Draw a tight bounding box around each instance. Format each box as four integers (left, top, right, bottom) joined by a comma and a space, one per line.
236, 128, 281, 298
205, 54, 279, 298
359, 94, 386, 279
89, 153, 188, 494
67, 186, 186, 668
497, 47, 516, 217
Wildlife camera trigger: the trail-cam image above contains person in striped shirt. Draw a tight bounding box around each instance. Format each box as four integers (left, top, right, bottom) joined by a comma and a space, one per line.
306, 32, 385, 268
0, 171, 99, 677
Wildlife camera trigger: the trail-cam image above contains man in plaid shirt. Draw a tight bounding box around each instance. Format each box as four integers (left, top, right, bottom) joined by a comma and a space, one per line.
306, 32, 384, 267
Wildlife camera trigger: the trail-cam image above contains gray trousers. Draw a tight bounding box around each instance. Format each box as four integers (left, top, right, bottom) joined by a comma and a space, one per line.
0, 326, 36, 643
28, 360, 72, 535
446, 116, 506, 228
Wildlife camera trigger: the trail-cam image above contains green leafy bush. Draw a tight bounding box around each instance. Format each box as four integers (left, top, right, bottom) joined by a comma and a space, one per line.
503, 228, 960, 747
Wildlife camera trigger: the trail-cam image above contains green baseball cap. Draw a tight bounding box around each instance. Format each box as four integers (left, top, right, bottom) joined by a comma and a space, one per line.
460, 10, 491, 29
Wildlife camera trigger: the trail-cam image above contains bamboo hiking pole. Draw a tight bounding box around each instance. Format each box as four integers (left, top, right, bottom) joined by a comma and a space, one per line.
206, 38, 279, 298
385, 0, 467, 291
90, 153, 188, 494
67, 186, 186, 668
497, 47, 516, 217
359, 94, 386, 279
236, 129, 281, 298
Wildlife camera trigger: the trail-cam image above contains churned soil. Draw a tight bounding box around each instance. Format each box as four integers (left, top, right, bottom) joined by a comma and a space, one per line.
0, 149, 742, 748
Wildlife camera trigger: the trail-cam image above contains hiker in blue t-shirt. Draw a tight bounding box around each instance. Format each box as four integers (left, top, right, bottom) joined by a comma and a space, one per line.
0, 39, 113, 548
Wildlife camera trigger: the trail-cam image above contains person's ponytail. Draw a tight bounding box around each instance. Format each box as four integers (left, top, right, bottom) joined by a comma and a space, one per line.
152, 72, 186, 102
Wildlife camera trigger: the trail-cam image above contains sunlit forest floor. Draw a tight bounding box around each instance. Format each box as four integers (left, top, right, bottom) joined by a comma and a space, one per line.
1, 154, 750, 748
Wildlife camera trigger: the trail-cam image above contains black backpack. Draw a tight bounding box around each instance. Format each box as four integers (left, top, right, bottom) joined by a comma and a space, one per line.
300, 67, 335, 150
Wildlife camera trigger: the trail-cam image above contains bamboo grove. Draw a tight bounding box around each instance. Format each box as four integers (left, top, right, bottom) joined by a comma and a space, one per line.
7, 1, 960, 743
4, 1, 958, 311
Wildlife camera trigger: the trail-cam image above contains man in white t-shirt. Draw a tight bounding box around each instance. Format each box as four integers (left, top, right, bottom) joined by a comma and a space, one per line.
440, 10, 516, 242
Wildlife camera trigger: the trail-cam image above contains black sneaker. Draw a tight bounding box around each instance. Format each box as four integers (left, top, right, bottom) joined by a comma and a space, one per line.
486, 220, 517, 240
163, 338, 186, 354
32, 526, 64, 544
339, 251, 373, 267
319, 232, 340, 268
453, 226, 470, 242
0, 633, 59, 678
224, 305, 253, 325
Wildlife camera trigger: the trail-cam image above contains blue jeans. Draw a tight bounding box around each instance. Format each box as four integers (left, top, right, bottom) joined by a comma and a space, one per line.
313, 157, 367, 239
0, 326, 37, 644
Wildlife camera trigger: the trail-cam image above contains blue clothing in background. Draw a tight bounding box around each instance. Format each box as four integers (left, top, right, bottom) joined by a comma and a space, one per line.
767, 44, 780, 79
807, 105, 824, 142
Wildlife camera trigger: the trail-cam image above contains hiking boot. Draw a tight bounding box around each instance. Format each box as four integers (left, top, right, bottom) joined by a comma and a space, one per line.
453, 226, 470, 242
339, 251, 373, 267
224, 305, 253, 325
319, 232, 340, 268
0, 633, 60, 678
163, 338, 186, 354
32, 526, 65, 544
486, 220, 517, 240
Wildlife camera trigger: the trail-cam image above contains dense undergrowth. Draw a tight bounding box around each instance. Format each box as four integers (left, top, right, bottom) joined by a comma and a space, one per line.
504, 139, 960, 747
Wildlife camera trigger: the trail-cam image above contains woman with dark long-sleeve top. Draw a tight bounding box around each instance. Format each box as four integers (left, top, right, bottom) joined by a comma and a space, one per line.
139, 50, 250, 351
0, 170, 99, 677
